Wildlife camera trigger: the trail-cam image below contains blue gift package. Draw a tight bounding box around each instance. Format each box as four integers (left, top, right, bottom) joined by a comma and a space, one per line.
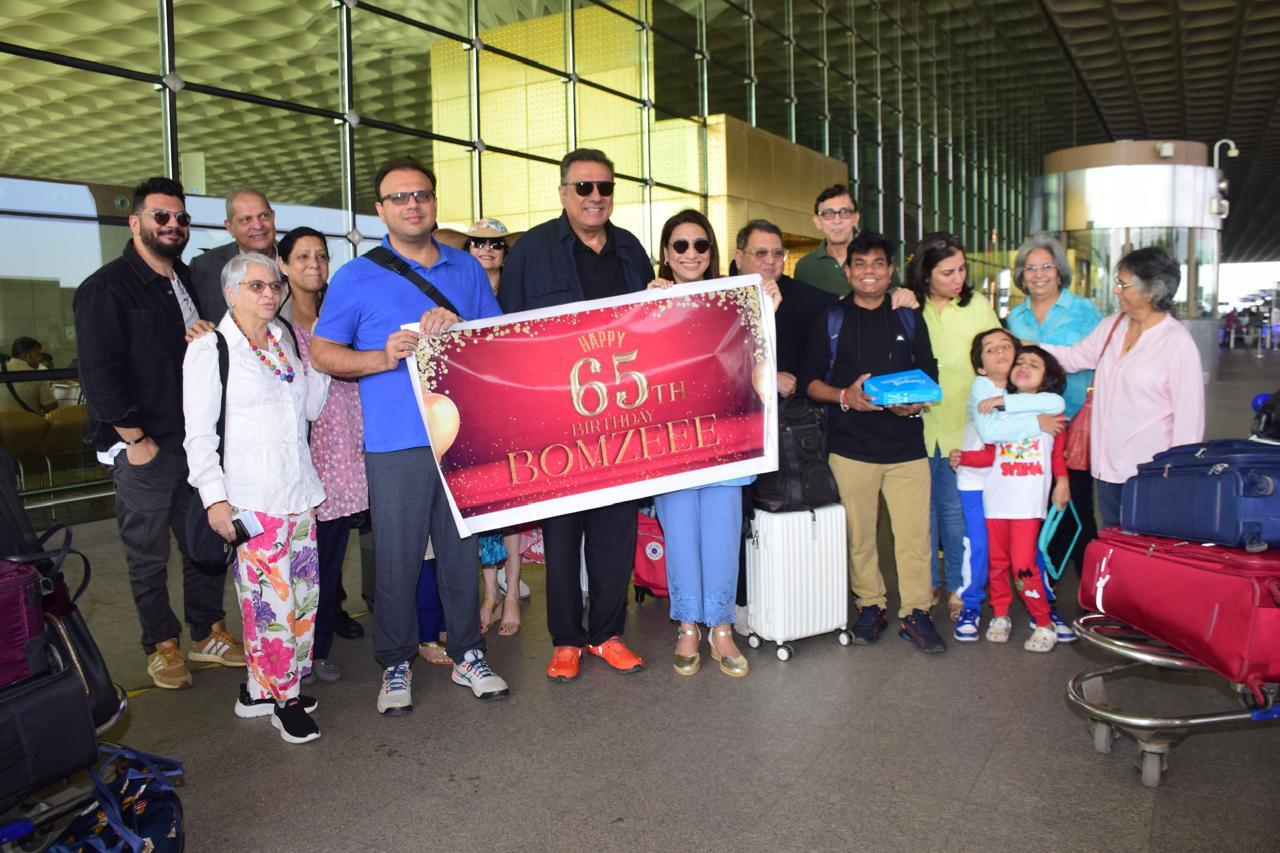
863, 369, 942, 406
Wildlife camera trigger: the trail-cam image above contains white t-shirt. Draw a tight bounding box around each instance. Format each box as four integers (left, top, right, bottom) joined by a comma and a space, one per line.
981, 430, 1058, 520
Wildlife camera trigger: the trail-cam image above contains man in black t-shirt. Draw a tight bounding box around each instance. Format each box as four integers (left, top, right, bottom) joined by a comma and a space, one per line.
800, 232, 946, 653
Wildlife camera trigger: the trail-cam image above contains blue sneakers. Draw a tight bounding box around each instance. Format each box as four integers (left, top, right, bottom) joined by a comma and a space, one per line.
953, 608, 981, 643
851, 604, 888, 645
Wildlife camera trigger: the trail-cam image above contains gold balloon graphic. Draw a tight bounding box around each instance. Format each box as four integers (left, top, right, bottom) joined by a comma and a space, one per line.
422, 394, 460, 460
751, 359, 773, 403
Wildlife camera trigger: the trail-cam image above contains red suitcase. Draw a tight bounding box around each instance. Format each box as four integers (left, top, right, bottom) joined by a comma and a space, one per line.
1080, 527, 1280, 700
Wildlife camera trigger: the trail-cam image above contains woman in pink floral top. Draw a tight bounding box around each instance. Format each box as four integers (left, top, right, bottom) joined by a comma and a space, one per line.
280, 227, 369, 682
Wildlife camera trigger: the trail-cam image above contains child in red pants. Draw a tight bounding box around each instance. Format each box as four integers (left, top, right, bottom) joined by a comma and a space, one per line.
958, 346, 1071, 652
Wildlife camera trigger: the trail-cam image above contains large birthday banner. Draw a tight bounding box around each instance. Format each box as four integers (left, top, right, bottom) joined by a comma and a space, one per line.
406, 275, 778, 537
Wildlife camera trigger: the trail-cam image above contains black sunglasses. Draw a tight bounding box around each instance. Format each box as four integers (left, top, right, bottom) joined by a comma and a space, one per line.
563, 180, 615, 197
669, 238, 711, 255
468, 238, 507, 250
141, 209, 191, 227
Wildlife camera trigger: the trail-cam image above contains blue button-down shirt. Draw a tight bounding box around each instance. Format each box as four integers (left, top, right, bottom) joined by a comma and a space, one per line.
1005, 289, 1103, 418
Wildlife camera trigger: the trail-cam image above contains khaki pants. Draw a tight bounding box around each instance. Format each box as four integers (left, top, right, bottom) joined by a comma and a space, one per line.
829, 454, 932, 616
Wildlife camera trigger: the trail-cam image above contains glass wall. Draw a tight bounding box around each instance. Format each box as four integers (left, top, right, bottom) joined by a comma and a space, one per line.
1, 0, 1048, 510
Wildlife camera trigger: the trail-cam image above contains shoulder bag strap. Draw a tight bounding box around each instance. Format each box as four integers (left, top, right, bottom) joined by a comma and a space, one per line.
214, 330, 229, 468
1088, 314, 1125, 394
824, 302, 844, 384
5, 380, 40, 414
364, 245, 461, 316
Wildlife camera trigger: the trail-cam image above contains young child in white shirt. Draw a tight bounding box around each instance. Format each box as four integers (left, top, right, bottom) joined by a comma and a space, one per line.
952, 342, 1070, 652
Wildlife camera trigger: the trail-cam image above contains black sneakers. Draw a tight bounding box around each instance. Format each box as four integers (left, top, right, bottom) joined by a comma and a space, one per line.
851, 605, 889, 645
234, 682, 317, 718
899, 609, 947, 654
272, 698, 321, 744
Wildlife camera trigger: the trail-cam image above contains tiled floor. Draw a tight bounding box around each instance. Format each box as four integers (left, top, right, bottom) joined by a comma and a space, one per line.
20, 347, 1280, 852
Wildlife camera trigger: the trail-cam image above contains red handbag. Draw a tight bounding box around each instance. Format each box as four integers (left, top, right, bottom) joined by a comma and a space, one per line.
1062, 315, 1123, 472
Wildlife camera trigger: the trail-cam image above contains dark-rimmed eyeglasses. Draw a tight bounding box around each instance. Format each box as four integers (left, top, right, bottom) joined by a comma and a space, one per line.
670, 238, 711, 255
818, 206, 856, 221
468, 238, 507, 251
380, 189, 435, 205
745, 247, 787, 259
140, 209, 191, 227
562, 180, 615, 197
240, 280, 287, 295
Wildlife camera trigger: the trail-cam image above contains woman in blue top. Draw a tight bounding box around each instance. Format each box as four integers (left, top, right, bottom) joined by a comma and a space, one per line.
1004, 235, 1102, 574
649, 210, 779, 679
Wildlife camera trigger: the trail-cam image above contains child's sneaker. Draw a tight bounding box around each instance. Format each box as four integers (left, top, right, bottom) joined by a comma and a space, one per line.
1023, 625, 1058, 653
953, 608, 981, 643
985, 615, 1012, 643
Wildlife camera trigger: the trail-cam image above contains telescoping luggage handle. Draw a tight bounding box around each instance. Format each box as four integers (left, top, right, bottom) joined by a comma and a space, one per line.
1039, 502, 1082, 582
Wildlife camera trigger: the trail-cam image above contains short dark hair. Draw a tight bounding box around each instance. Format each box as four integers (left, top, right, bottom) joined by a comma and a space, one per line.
969, 327, 1018, 373
658, 209, 720, 283
131, 176, 185, 214
560, 148, 614, 182
1012, 345, 1066, 396
278, 226, 327, 263
843, 231, 896, 268
11, 337, 41, 359
373, 156, 436, 201
735, 219, 783, 251
905, 232, 973, 307
814, 184, 857, 215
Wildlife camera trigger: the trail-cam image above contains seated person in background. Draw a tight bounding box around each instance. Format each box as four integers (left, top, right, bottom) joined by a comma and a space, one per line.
3, 337, 58, 414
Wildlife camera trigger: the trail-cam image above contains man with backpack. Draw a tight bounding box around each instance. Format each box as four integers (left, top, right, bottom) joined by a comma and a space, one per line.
799, 232, 946, 653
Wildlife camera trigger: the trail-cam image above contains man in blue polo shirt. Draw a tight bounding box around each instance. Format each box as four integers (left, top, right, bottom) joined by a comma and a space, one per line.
311, 155, 508, 716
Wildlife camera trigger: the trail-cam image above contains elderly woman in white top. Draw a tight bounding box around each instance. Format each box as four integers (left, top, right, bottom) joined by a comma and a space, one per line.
183, 252, 330, 745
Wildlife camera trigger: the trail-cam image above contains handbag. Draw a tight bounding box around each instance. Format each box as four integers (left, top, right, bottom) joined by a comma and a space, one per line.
1062, 315, 1123, 472
184, 330, 233, 573
50, 745, 185, 853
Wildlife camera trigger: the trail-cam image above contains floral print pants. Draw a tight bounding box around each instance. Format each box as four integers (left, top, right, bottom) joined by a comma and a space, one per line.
234, 509, 318, 701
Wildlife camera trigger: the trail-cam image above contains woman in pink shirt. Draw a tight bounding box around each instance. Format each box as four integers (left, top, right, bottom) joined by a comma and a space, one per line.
1040, 247, 1204, 528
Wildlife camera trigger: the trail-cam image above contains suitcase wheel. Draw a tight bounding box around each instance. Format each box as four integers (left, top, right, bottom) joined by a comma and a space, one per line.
1138, 750, 1167, 788
747, 633, 762, 650
1090, 721, 1114, 755
837, 630, 852, 647
775, 644, 794, 662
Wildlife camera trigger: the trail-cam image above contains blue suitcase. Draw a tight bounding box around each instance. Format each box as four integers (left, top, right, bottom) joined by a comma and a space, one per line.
1120, 439, 1280, 552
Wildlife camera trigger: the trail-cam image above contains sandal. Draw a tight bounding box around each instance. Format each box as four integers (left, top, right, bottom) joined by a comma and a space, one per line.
498, 596, 522, 636
985, 616, 1012, 644
673, 625, 701, 676
1023, 625, 1058, 653
479, 596, 500, 634
417, 641, 452, 666
948, 592, 964, 622
708, 626, 748, 678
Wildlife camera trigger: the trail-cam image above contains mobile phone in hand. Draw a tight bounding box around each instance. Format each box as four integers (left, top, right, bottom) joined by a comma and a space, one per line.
231, 510, 264, 546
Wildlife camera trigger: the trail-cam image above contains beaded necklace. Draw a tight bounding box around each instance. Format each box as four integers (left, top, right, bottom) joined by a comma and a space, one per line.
238, 322, 295, 383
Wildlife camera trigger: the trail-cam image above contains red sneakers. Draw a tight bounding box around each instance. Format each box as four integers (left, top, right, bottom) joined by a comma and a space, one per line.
586, 636, 645, 673
546, 646, 583, 681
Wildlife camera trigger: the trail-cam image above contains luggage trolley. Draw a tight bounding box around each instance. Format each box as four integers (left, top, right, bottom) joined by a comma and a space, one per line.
1067, 613, 1280, 788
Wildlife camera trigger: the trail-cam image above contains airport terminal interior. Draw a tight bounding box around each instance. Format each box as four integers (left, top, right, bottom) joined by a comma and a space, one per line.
3, 0, 1280, 850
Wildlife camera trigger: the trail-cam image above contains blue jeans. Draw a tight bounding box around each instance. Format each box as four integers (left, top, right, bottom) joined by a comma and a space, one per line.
928, 446, 967, 593
1095, 479, 1124, 529
956, 489, 989, 610
654, 485, 743, 626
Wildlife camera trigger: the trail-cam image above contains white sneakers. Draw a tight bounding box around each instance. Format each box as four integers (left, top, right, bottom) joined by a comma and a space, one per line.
377, 662, 413, 716
451, 649, 510, 701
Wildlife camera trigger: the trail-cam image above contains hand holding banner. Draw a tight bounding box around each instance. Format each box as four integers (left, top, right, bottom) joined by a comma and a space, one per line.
405, 275, 778, 536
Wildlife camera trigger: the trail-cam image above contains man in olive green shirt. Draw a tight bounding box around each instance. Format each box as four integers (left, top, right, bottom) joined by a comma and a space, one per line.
794, 184, 860, 298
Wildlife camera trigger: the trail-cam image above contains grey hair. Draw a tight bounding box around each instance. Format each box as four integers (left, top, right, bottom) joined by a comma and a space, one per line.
1013, 234, 1072, 293
736, 219, 783, 250
221, 252, 281, 306
1117, 247, 1179, 313
224, 186, 271, 220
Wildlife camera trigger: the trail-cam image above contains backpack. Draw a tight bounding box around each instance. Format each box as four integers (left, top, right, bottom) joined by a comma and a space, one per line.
751, 395, 841, 512
632, 510, 669, 601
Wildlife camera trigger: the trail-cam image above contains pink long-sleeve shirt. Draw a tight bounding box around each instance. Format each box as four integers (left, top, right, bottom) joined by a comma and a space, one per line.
1042, 312, 1204, 484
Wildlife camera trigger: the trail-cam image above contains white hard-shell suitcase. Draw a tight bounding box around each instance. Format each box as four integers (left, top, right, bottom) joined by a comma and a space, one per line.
745, 505, 851, 660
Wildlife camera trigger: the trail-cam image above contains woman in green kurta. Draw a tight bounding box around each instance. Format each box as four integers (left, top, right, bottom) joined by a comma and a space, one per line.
905, 234, 998, 618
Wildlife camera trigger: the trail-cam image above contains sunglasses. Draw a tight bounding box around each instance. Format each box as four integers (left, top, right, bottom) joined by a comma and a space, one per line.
140, 209, 191, 227
562, 180, 615, 197
380, 189, 435, 205
745, 247, 786, 259
468, 238, 507, 250
669, 238, 711, 255
241, 280, 287, 295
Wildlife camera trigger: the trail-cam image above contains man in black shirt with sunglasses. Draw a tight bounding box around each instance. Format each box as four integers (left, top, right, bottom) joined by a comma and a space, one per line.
74, 176, 243, 691
500, 148, 654, 683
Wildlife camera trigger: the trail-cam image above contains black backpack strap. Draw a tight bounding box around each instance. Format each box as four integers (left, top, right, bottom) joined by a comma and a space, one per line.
365, 245, 461, 316
824, 302, 844, 385
896, 306, 918, 366
214, 330, 229, 468
5, 381, 40, 414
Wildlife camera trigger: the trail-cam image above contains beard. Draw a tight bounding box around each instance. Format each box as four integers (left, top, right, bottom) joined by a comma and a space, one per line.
140, 224, 189, 259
